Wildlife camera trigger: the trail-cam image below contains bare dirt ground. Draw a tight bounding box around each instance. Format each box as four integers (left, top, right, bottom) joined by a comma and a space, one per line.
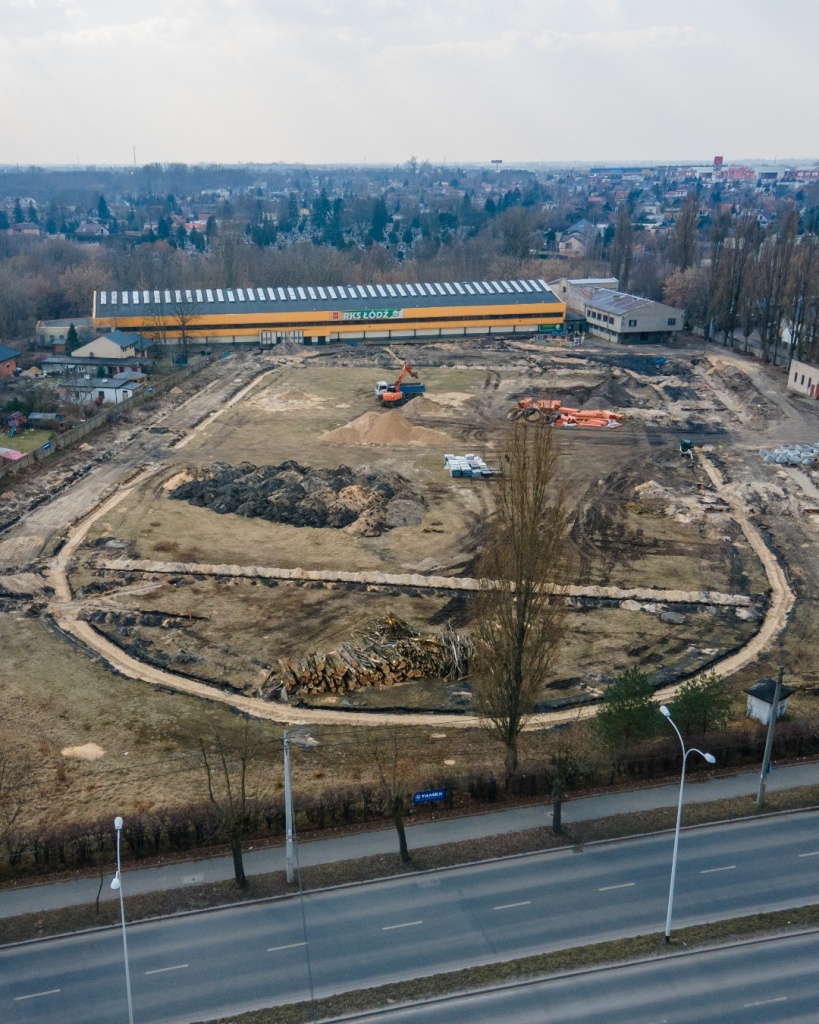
3, 335, 819, 827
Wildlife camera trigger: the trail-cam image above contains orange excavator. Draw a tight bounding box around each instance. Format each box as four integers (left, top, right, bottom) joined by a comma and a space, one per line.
508, 398, 624, 428
375, 362, 426, 406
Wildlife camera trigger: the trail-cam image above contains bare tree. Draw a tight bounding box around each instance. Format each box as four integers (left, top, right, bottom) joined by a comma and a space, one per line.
169, 290, 202, 363
671, 193, 700, 270
757, 207, 799, 363
472, 419, 571, 786
0, 752, 30, 849
198, 721, 265, 887
370, 730, 413, 865
609, 204, 633, 290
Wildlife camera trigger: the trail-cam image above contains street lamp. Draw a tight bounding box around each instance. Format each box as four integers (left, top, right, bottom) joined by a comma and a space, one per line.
659, 705, 716, 944
111, 816, 135, 1024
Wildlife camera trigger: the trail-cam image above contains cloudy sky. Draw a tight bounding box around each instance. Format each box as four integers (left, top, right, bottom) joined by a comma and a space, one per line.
1, 0, 816, 166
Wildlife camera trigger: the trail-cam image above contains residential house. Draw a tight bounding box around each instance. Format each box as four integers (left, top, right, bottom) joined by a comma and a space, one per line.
0, 344, 20, 378
558, 219, 599, 259
71, 329, 153, 360
36, 317, 95, 350
57, 371, 145, 407
582, 289, 684, 344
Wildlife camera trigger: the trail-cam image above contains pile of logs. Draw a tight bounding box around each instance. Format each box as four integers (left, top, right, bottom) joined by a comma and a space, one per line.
260, 616, 472, 700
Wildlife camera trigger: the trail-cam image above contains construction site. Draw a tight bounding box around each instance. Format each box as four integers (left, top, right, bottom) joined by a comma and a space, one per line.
2, 331, 819, 827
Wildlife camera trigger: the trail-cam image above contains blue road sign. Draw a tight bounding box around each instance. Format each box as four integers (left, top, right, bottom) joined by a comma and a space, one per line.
413, 788, 446, 805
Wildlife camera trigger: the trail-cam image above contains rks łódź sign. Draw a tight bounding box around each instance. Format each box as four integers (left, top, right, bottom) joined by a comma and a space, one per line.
332, 309, 404, 321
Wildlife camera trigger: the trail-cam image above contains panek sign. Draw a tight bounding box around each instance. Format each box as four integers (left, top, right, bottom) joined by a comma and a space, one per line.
332, 309, 404, 322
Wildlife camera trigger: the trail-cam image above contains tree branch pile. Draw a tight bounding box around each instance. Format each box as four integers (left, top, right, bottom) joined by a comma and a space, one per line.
260, 616, 472, 700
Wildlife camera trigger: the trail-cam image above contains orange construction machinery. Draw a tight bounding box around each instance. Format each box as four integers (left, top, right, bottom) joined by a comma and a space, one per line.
508, 397, 624, 428
374, 362, 426, 406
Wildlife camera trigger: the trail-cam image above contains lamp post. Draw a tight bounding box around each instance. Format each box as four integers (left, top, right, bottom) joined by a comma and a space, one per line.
659, 705, 716, 944
111, 816, 135, 1024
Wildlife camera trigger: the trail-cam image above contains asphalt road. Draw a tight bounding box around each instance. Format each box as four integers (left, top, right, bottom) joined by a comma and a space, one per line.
333, 931, 819, 1023
2, 811, 819, 1024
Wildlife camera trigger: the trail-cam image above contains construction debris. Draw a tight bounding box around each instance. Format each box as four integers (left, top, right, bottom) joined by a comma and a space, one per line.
759, 444, 818, 467
509, 398, 624, 428
444, 453, 499, 478
260, 616, 473, 700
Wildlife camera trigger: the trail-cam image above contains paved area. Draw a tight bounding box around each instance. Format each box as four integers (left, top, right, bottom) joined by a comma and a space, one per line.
1, 760, 816, 920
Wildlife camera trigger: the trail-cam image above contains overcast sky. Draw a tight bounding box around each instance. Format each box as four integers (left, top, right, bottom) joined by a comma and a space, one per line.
1, 0, 816, 167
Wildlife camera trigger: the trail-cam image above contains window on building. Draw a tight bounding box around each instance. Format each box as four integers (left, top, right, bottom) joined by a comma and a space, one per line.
801, 374, 805, 385
668, 318, 676, 326
794, 371, 799, 381
628, 319, 637, 327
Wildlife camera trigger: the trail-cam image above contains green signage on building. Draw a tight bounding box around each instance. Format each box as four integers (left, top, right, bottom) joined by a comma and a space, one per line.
538, 323, 564, 333
334, 309, 404, 322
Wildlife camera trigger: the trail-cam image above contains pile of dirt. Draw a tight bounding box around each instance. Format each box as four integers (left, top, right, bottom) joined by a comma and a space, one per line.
402, 396, 446, 418
321, 409, 451, 446
168, 460, 426, 533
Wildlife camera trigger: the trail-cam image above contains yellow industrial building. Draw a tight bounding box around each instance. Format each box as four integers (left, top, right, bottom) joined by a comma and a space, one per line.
92, 278, 566, 345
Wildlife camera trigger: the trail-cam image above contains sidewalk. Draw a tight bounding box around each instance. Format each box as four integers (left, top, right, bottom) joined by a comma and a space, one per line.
1, 761, 816, 920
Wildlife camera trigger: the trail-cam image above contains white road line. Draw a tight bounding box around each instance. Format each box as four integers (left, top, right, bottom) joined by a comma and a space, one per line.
145, 964, 188, 976
267, 942, 307, 952
798, 850, 819, 858
700, 865, 736, 874
14, 989, 60, 1002
494, 900, 532, 910
382, 920, 423, 931
744, 996, 787, 1008
598, 882, 636, 891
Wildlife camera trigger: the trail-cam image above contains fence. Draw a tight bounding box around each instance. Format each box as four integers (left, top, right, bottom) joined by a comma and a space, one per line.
0, 357, 207, 485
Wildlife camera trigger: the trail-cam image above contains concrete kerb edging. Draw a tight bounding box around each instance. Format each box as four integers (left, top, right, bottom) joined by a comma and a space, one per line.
4, 804, 818, 952
322, 927, 819, 1024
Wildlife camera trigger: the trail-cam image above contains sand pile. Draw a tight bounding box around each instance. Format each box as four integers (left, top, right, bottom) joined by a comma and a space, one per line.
321, 410, 450, 446
403, 396, 446, 418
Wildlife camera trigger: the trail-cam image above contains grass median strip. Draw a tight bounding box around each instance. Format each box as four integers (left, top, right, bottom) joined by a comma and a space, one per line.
2, 782, 818, 949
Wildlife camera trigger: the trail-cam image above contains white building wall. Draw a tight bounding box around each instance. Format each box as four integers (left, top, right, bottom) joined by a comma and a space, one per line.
788, 359, 819, 398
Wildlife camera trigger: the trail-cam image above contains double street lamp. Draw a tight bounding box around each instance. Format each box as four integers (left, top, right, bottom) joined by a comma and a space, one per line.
111, 816, 135, 1024
659, 705, 716, 944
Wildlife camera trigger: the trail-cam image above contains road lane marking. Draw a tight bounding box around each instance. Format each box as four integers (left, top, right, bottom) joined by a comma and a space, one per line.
14, 989, 60, 1001
267, 942, 307, 952
700, 865, 736, 874
382, 920, 423, 931
798, 850, 819, 858
598, 882, 636, 891
494, 901, 531, 910
744, 996, 787, 1008
145, 964, 188, 975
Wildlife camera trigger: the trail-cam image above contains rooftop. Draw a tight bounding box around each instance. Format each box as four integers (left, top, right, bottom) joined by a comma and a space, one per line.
586, 289, 659, 315
94, 279, 562, 318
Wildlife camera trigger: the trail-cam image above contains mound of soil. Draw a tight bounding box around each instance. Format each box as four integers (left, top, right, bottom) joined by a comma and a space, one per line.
168, 461, 425, 534
321, 409, 451, 446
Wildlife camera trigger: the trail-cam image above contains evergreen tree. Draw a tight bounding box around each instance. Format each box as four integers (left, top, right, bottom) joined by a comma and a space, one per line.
27, 202, 39, 224
65, 323, 80, 354
97, 195, 110, 221
595, 666, 659, 751
370, 195, 389, 242
13, 199, 24, 223
0, 211, 9, 231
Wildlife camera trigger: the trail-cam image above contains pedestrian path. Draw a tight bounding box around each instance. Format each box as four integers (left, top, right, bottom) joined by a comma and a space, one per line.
1, 761, 816, 920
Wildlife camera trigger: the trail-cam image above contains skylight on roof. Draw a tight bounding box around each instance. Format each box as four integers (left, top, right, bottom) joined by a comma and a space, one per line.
100, 292, 107, 305
406, 284, 417, 296
308, 287, 317, 300
216, 289, 224, 301
328, 286, 337, 299
520, 281, 533, 292
175, 290, 182, 303
237, 289, 245, 301
367, 285, 377, 298
133, 291, 140, 303
318, 286, 327, 299
434, 283, 446, 295
444, 283, 456, 295
206, 290, 214, 302
288, 288, 297, 301
227, 290, 235, 302
528, 279, 542, 291
376, 284, 387, 297
164, 290, 172, 303
297, 287, 307, 300
386, 284, 396, 297
336, 286, 346, 298
396, 284, 406, 296
510, 281, 524, 293
472, 282, 484, 294
277, 288, 286, 301
464, 283, 475, 294
245, 288, 255, 301
196, 289, 203, 302
454, 283, 465, 294
501, 281, 514, 293
267, 288, 276, 300
121, 292, 128, 304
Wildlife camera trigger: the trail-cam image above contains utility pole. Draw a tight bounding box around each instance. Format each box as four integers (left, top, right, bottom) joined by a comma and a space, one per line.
284, 732, 294, 883
757, 667, 784, 808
